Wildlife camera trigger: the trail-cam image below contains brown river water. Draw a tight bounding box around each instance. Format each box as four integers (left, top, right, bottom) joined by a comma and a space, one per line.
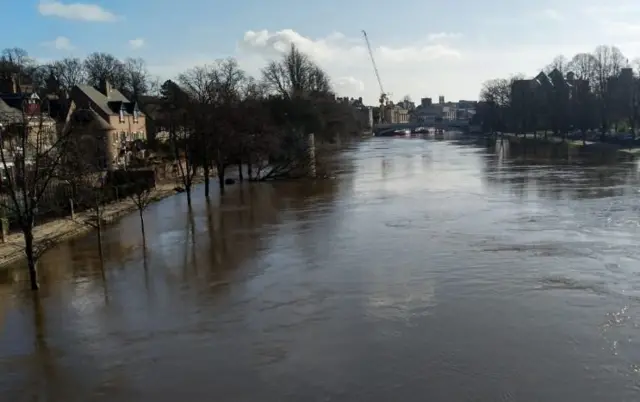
2, 135, 640, 401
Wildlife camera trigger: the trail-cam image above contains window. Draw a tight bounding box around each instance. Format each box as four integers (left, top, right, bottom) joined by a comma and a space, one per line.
119, 104, 125, 123
133, 109, 139, 123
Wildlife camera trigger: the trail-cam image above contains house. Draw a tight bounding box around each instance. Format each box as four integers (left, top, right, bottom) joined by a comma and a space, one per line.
0, 97, 57, 187
66, 80, 146, 170
0, 72, 34, 95
0, 93, 57, 151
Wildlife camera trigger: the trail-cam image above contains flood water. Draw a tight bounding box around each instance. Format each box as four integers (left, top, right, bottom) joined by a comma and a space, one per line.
3, 135, 640, 401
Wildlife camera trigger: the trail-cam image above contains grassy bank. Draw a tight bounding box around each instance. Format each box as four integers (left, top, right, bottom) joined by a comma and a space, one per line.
0, 181, 187, 269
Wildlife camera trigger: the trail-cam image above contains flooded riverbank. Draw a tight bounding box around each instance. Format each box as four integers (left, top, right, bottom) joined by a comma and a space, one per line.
2, 136, 640, 401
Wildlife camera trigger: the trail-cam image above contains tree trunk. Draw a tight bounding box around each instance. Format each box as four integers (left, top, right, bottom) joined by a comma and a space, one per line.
218, 164, 225, 195
96, 208, 104, 266
185, 185, 192, 208
24, 228, 39, 290
247, 160, 253, 180
238, 162, 244, 182
203, 164, 210, 199
139, 208, 146, 247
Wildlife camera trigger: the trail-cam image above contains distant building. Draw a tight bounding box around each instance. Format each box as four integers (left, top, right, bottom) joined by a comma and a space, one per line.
384, 105, 410, 124
510, 68, 591, 133
439, 96, 445, 104
0, 73, 57, 154
442, 105, 456, 120
0, 72, 34, 95
337, 96, 374, 130
411, 103, 443, 123
398, 98, 415, 111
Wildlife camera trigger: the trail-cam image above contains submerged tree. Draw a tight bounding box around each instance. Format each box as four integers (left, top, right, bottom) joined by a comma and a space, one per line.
58, 113, 113, 274
159, 80, 198, 207
127, 174, 154, 247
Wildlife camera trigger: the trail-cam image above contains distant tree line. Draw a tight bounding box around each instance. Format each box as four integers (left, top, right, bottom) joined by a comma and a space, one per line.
473, 45, 640, 143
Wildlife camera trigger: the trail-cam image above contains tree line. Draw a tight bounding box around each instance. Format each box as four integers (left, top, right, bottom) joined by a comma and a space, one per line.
0, 45, 364, 291
473, 45, 640, 142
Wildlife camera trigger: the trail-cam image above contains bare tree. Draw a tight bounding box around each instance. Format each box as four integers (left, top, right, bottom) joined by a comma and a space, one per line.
592, 45, 627, 136
58, 126, 111, 272
147, 75, 163, 96
479, 78, 512, 134
178, 65, 216, 197
50, 58, 86, 93
0, 48, 34, 73
544, 55, 569, 75
83, 52, 126, 90
159, 80, 198, 207
210, 58, 247, 194
126, 174, 154, 247
626, 66, 640, 138
178, 59, 249, 196
262, 44, 331, 99
123, 57, 150, 101
568, 53, 598, 83
0, 96, 72, 290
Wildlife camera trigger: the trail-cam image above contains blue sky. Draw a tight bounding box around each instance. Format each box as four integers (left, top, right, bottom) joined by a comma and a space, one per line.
3, 1, 640, 104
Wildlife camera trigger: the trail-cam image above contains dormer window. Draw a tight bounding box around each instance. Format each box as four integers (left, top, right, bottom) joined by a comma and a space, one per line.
119, 104, 125, 123
133, 107, 139, 123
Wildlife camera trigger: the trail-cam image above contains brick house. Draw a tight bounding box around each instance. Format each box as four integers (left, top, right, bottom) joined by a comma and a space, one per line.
65, 80, 146, 170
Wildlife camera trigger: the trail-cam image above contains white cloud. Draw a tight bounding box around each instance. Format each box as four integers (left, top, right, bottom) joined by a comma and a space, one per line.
542, 9, 563, 21
334, 76, 365, 93
426, 32, 462, 42
42, 36, 75, 51
129, 38, 145, 49
583, 4, 640, 18
601, 21, 640, 37
234, 29, 463, 102
37, 1, 118, 22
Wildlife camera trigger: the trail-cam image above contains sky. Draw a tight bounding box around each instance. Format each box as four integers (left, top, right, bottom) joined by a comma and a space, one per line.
3, 0, 640, 104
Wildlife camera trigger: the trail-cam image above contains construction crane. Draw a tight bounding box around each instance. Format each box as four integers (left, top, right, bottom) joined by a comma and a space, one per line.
362, 30, 389, 124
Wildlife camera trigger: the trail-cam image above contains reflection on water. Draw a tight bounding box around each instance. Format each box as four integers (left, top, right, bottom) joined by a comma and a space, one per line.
2, 137, 640, 401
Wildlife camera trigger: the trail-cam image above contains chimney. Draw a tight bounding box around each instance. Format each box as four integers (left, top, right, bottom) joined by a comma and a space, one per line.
99, 78, 112, 97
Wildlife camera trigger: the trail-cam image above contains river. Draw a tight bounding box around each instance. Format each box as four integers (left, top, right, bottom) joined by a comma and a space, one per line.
2, 135, 640, 401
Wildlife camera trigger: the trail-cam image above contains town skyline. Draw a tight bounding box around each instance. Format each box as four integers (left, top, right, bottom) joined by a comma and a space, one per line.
5, 1, 640, 105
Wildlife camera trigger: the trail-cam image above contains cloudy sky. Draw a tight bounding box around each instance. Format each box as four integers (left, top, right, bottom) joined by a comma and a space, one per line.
4, 1, 640, 104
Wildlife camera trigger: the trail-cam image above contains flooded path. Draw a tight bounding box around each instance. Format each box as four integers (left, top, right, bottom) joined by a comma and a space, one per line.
2, 136, 640, 401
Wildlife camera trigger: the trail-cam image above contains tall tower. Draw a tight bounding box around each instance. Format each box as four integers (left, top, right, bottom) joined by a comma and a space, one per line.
439, 96, 445, 104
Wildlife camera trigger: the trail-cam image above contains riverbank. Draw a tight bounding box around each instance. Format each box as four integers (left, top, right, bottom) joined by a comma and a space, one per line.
487, 133, 640, 162
0, 181, 188, 269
